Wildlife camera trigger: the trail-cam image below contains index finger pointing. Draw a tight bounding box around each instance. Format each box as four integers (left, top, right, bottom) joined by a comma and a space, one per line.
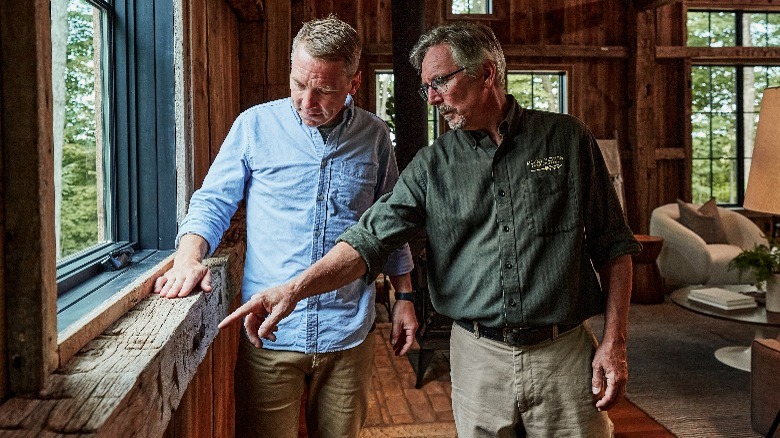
218, 301, 267, 329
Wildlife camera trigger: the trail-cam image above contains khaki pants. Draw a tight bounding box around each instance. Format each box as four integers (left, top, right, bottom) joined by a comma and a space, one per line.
234, 334, 375, 438
450, 322, 614, 438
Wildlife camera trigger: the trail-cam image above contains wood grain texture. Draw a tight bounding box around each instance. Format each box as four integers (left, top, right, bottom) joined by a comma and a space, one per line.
0, 256, 235, 436
0, 0, 58, 395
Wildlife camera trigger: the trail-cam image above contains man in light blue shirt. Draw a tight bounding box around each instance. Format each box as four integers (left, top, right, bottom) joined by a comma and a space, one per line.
154, 16, 416, 438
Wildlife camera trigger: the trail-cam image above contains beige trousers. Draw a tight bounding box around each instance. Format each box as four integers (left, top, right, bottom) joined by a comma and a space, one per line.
449, 322, 614, 438
234, 334, 375, 438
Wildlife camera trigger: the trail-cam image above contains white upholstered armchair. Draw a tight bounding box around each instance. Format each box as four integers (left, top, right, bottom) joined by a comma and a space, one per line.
649, 203, 768, 286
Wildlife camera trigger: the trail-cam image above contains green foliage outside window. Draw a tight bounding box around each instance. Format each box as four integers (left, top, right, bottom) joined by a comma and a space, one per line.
688, 11, 780, 206
451, 0, 491, 15
507, 72, 565, 114
55, 0, 104, 259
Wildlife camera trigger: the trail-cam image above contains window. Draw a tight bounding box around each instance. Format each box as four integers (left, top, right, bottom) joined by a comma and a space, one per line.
687, 11, 780, 205
375, 71, 439, 146
52, 0, 177, 333
451, 0, 492, 15
507, 71, 567, 113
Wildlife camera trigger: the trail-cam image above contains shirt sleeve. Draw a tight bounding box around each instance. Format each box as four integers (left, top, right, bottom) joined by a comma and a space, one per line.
581, 132, 642, 268
338, 154, 428, 283
177, 114, 252, 256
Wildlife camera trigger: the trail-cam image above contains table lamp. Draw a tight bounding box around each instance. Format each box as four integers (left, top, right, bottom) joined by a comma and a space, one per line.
744, 86, 780, 312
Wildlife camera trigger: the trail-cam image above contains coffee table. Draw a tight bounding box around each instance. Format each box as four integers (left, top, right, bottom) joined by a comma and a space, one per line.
671, 286, 780, 371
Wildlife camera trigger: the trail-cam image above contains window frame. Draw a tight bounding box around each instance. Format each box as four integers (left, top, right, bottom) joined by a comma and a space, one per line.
506, 69, 569, 114
687, 8, 780, 206
54, 0, 177, 341
446, 0, 496, 20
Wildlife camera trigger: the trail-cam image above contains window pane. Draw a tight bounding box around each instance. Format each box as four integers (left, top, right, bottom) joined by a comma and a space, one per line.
768, 13, 780, 46
691, 66, 712, 112
452, 0, 491, 14
710, 67, 736, 112
712, 158, 738, 204
52, 0, 109, 260
687, 11, 711, 46
748, 13, 769, 47
375, 72, 395, 144
428, 105, 438, 146
507, 72, 566, 114
709, 12, 736, 47
691, 113, 711, 159
711, 114, 736, 158
692, 158, 712, 204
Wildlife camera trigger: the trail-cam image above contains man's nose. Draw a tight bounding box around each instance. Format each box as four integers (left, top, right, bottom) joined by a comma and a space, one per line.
427, 87, 443, 105
301, 90, 318, 108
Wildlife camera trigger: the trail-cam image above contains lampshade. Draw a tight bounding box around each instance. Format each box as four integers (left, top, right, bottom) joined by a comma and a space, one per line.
744, 86, 780, 215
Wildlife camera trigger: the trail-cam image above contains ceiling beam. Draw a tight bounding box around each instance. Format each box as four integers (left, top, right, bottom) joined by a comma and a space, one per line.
633, 0, 683, 10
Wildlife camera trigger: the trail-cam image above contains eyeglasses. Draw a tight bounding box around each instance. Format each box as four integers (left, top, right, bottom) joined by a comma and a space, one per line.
418, 67, 465, 101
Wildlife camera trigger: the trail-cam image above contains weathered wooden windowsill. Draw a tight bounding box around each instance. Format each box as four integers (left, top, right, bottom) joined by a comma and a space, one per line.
0, 255, 237, 436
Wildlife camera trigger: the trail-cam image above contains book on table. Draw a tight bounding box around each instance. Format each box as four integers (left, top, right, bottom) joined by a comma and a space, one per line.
688, 287, 758, 310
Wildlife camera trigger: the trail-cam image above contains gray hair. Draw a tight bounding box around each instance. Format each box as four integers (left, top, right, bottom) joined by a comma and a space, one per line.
409, 22, 506, 89
291, 15, 361, 76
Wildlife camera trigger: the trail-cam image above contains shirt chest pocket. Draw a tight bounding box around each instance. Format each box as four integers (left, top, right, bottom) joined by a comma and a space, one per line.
525, 174, 578, 235
337, 162, 378, 216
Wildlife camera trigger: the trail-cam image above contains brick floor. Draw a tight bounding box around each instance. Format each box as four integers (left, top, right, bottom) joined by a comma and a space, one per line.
364, 323, 453, 429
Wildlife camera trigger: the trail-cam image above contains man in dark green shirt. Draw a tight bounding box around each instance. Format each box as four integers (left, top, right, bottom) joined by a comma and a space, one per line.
221, 21, 640, 437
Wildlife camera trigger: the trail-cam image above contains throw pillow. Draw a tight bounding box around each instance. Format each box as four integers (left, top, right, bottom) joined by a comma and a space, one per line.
677, 198, 729, 244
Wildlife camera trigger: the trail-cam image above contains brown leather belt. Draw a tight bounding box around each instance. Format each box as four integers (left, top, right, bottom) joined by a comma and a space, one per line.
455, 320, 581, 346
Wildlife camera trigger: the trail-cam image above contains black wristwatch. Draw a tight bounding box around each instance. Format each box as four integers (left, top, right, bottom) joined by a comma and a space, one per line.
394, 291, 415, 302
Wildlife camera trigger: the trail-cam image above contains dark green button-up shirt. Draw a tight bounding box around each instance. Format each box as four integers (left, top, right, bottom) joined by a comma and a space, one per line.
338, 96, 641, 327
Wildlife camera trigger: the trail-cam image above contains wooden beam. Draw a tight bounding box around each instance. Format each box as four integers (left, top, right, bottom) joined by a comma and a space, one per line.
634, 0, 683, 11
655, 148, 686, 160
504, 45, 629, 58
365, 44, 629, 59
225, 0, 264, 21
0, 0, 58, 395
685, 1, 780, 12
656, 46, 780, 63
0, 255, 238, 436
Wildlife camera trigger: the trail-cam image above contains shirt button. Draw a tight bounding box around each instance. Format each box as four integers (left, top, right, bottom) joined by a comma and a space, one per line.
509, 299, 517, 307
498, 189, 506, 197
317, 194, 324, 201
503, 225, 510, 232
314, 230, 321, 236
505, 261, 513, 269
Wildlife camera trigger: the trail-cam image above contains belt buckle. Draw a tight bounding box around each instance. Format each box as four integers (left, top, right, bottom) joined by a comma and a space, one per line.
502, 327, 527, 345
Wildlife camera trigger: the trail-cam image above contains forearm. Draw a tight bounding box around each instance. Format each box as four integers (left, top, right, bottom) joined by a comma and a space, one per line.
288, 241, 368, 302
176, 234, 210, 263
388, 272, 413, 294
598, 254, 633, 345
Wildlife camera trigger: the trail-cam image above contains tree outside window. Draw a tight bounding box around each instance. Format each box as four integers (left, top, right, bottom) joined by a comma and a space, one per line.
507, 72, 567, 114
51, 0, 110, 260
688, 11, 780, 205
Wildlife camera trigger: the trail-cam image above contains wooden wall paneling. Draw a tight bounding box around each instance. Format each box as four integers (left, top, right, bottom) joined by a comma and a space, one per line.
239, 21, 265, 110
167, 348, 215, 438
378, 0, 393, 46
190, 0, 211, 188
211, 298, 240, 438
682, 57, 693, 202
0, 0, 58, 395
0, 2, 5, 401
265, 0, 292, 102
207, 1, 240, 163
629, 8, 657, 233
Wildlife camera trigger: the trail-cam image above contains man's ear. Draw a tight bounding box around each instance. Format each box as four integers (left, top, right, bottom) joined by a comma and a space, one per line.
482, 61, 497, 87
349, 71, 362, 95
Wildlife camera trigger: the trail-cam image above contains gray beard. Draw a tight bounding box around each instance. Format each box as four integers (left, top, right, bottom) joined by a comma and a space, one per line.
439, 104, 465, 130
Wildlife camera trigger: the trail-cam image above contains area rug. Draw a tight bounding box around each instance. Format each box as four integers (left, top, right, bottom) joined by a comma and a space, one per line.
589, 298, 776, 438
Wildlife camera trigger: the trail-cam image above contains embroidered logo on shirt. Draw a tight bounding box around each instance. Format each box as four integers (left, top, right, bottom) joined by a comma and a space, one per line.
527, 155, 564, 173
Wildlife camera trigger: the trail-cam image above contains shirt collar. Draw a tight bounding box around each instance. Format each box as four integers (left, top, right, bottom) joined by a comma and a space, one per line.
463, 95, 523, 150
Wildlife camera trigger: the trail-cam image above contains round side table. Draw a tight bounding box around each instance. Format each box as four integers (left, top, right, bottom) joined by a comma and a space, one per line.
631, 234, 665, 304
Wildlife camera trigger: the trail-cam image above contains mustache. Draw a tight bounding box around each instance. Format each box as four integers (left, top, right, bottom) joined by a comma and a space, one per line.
437, 104, 455, 114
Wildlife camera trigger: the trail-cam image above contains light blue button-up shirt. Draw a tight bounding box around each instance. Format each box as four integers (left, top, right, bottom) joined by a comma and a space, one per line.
178, 95, 413, 353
